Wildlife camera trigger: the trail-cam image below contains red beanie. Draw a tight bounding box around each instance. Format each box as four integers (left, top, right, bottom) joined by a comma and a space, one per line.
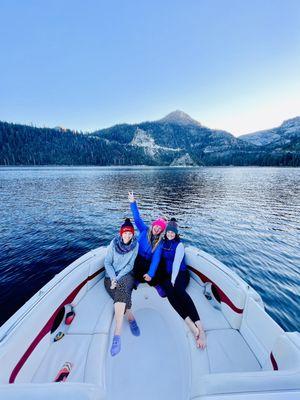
120, 218, 134, 235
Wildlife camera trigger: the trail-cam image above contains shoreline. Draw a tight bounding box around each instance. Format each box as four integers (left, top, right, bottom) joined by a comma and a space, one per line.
0, 165, 299, 169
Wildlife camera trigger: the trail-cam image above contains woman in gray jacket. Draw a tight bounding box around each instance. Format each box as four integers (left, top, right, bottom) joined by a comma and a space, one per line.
104, 218, 139, 356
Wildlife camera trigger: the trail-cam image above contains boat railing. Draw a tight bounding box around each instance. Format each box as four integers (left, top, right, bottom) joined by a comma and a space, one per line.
186, 246, 249, 289
0, 250, 103, 344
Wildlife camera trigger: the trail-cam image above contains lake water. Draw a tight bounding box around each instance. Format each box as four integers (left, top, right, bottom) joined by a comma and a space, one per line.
0, 166, 299, 331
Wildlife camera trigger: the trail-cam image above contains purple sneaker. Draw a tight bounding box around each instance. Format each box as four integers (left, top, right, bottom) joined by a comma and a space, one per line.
110, 335, 121, 356
129, 319, 140, 336
155, 285, 166, 298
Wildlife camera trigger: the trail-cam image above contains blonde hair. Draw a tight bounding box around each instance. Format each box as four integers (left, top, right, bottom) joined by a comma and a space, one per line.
147, 227, 165, 252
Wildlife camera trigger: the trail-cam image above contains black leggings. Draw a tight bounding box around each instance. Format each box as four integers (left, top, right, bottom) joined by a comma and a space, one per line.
160, 269, 200, 323
133, 254, 161, 286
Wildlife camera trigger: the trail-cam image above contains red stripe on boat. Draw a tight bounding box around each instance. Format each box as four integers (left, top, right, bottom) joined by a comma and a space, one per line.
188, 265, 244, 314
270, 352, 278, 370
9, 267, 104, 383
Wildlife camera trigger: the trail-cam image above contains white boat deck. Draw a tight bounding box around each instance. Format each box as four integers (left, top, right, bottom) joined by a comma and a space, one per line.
1, 247, 299, 400
31, 277, 261, 399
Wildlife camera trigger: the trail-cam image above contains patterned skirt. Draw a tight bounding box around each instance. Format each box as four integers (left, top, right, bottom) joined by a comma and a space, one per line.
104, 272, 135, 310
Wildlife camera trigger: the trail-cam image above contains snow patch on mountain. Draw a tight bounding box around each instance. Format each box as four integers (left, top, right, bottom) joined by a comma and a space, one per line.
130, 128, 156, 148
130, 128, 182, 157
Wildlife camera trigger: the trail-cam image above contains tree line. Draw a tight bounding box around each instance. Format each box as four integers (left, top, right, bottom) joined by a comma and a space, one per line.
0, 121, 299, 166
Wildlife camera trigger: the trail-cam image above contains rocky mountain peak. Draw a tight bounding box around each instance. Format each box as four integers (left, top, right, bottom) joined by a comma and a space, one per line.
280, 116, 300, 129
159, 110, 201, 126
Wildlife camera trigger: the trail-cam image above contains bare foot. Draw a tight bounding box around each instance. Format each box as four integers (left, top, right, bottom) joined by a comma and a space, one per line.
185, 317, 206, 349
190, 324, 205, 349
194, 320, 206, 349
194, 326, 206, 349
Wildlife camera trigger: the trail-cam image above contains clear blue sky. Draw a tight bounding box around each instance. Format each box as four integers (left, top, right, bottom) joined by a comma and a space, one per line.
0, 0, 300, 135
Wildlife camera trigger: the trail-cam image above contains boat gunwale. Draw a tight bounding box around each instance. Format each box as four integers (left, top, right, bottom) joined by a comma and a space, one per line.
0, 247, 107, 344
1, 246, 259, 344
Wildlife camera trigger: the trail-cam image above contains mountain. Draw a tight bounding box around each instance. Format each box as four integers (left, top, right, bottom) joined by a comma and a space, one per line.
90, 111, 261, 166
159, 110, 202, 126
239, 116, 300, 146
0, 112, 299, 166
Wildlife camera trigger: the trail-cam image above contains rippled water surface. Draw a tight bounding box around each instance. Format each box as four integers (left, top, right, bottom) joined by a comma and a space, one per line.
0, 166, 299, 330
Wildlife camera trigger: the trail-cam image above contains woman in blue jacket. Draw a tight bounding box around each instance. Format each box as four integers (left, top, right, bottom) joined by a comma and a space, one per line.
128, 192, 166, 291
160, 218, 206, 349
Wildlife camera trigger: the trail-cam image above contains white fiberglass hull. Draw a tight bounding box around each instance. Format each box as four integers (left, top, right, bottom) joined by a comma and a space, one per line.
0, 246, 299, 400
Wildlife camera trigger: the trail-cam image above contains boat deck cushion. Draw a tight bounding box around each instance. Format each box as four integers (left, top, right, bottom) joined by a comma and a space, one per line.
207, 329, 261, 373
0, 383, 105, 400
186, 279, 231, 331
32, 334, 92, 383
195, 368, 300, 397
68, 282, 111, 335
106, 307, 190, 400
32, 332, 109, 386
240, 297, 284, 367
188, 330, 210, 399
84, 334, 108, 386
264, 332, 300, 371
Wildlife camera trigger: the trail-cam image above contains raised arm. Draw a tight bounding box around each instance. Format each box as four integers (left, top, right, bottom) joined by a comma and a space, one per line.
128, 192, 148, 232
171, 242, 185, 285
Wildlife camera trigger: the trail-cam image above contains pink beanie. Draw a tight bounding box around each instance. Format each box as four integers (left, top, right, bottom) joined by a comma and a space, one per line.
152, 218, 167, 231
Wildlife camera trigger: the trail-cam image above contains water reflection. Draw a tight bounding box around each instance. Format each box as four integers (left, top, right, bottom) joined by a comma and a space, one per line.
0, 166, 299, 331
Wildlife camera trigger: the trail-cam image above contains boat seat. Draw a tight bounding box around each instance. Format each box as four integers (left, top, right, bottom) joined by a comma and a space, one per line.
32, 331, 109, 387
68, 281, 113, 335
32, 280, 113, 386
69, 272, 230, 335
32, 334, 92, 383
190, 330, 268, 398
189, 328, 261, 398
84, 334, 108, 386
106, 306, 190, 400
0, 383, 105, 400
194, 367, 300, 397
263, 332, 300, 371
187, 330, 210, 398
186, 279, 231, 331
206, 329, 261, 373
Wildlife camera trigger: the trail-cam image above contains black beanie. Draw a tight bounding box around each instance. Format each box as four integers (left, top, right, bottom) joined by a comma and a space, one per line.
166, 218, 178, 234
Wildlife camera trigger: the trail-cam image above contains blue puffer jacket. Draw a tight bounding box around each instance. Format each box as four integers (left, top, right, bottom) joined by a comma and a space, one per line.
130, 201, 163, 278
161, 239, 187, 274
